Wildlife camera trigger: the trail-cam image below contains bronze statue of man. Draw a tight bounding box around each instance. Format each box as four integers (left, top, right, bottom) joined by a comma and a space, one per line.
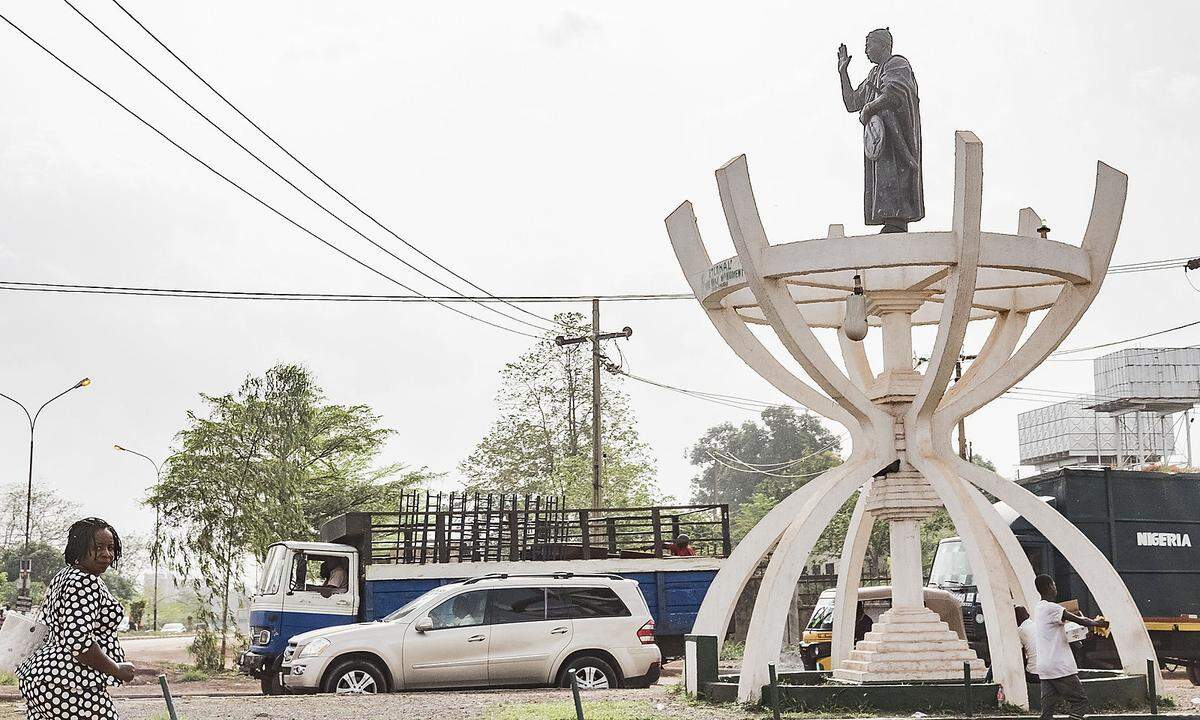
837, 28, 923, 233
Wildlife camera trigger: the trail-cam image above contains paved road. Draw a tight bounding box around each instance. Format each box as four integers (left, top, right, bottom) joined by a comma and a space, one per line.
120, 634, 195, 665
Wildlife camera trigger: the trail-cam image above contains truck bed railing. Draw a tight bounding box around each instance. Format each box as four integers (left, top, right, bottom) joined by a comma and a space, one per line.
322, 493, 731, 565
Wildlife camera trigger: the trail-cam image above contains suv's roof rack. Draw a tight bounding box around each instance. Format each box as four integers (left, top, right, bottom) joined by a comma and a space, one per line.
460, 571, 626, 585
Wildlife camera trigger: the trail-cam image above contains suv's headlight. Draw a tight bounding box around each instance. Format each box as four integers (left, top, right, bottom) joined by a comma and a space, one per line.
298, 638, 331, 658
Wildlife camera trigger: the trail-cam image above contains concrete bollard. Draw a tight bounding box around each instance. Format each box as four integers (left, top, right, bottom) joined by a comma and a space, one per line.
1147, 658, 1158, 715
768, 662, 782, 720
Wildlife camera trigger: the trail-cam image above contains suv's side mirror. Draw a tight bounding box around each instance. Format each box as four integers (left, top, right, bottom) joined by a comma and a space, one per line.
414, 617, 433, 633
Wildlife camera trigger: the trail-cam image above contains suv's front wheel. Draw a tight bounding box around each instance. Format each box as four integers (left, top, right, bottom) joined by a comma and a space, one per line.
559, 656, 619, 690
322, 659, 386, 695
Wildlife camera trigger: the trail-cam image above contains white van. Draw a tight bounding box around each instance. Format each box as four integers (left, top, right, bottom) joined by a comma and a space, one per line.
280, 573, 662, 694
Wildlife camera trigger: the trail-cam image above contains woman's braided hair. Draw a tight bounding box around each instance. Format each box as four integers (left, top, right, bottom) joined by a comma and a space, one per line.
64, 517, 122, 567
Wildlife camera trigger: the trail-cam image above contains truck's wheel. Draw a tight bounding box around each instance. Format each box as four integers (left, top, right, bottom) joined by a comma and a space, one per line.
559, 657, 619, 690
1188, 664, 1200, 686
322, 659, 386, 695
260, 657, 290, 696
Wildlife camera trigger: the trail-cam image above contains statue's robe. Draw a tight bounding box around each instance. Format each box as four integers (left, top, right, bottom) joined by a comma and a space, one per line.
847, 54, 924, 225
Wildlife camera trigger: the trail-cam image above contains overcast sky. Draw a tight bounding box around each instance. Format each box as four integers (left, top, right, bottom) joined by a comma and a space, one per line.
0, 0, 1196, 547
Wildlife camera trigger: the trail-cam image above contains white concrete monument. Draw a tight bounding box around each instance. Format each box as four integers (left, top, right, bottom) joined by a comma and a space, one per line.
666, 131, 1160, 707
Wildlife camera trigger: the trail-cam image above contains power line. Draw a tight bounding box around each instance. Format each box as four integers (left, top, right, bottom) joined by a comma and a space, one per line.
1050, 320, 1200, 355
104, 0, 561, 331
0, 12, 540, 340
705, 449, 837, 479
0, 252, 1192, 307
1107, 257, 1196, 274
62, 0, 555, 335
1047, 345, 1200, 363
0, 280, 691, 303
707, 438, 844, 474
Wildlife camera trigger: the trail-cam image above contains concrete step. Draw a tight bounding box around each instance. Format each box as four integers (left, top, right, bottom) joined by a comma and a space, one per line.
878, 608, 946, 622
864, 623, 958, 637
852, 639, 971, 653
833, 667, 984, 683
848, 649, 980, 664
838, 658, 987, 674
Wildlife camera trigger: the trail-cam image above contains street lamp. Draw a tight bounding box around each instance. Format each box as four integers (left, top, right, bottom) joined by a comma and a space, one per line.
0, 377, 90, 611
114, 444, 163, 632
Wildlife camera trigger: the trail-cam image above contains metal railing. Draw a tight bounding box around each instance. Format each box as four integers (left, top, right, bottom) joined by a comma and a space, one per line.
335, 491, 730, 565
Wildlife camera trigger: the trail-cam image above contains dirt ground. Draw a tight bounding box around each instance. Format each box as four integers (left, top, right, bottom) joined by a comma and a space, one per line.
0, 670, 1196, 719
0, 684, 756, 720
1156, 670, 1200, 711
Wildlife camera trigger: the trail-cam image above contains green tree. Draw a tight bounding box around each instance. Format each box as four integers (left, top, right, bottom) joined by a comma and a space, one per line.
687, 406, 842, 537
129, 599, 146, 631
103, 573, 139, 606
460, 313, 656, 508
812, 493, 891, 574
0, 542, 63, 585
0, 482, 79, 551
151, 363, 432, 664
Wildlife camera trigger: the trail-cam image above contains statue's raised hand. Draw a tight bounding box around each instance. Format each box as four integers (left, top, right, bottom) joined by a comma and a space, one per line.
837, 43, 851, 72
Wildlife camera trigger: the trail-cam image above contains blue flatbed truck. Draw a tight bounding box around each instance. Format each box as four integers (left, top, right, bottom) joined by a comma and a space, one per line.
238, 498, 729, 694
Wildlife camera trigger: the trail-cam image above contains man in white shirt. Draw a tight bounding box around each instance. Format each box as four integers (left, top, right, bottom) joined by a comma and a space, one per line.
1033, 574, 1109, 720
1015, 605, 1038, 682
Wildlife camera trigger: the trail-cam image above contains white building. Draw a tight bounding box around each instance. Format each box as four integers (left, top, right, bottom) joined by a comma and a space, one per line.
1017, 348, 1198, 472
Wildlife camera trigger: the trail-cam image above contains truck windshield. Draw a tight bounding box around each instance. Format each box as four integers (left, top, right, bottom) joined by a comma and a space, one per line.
928, 539, 973, 587
382, 585, 458, 622
257, 545, 287, 595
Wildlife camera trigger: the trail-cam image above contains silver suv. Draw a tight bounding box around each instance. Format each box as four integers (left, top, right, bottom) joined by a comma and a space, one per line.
281, 573, 662, 694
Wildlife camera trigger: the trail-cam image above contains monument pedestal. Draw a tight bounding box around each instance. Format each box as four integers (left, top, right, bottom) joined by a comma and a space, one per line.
832, 470, 986, 684
835, 607, 986, 682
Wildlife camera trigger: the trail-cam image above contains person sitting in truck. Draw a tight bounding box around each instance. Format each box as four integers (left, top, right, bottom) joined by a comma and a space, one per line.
1033, 574, 1109, 720
665, 534, 696, 556
317, 558, 348, 597
1015, 605, 1039, 683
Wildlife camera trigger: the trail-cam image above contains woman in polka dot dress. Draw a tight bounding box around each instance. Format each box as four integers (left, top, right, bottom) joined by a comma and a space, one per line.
16, 518, 137, 719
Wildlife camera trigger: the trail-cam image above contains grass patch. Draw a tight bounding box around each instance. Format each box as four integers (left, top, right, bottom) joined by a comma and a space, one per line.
178, 667, 211, 682
0, 671, 15, 686
489, 701, 663, 720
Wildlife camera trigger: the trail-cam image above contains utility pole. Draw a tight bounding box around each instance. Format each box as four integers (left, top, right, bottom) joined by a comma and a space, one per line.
555, 299, 632, 508
952, 355, 976, 461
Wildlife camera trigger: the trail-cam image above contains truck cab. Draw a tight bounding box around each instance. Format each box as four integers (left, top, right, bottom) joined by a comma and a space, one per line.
240, 541, 360, 694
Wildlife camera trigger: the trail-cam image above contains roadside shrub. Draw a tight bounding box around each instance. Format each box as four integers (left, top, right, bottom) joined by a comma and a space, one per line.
187, 627, 223, 670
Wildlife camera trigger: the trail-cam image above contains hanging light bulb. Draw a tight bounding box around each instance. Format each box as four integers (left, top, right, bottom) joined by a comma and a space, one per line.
844, 273, 868, 341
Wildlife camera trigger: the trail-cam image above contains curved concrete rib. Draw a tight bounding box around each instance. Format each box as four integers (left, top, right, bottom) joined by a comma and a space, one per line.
965, 480, 1038, 611
691, 458, 869, 650
737, 457, 892, 701
939, 162, 1126, 425
830, 484, 874, 669
838, 328, 876, 391
666, 202, 857, 429
911, 455, 1028, 708
943, 311, 1028, 408
911, 131, 983, 422
715, 155, 884, 426
953, 456, 1160, 684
